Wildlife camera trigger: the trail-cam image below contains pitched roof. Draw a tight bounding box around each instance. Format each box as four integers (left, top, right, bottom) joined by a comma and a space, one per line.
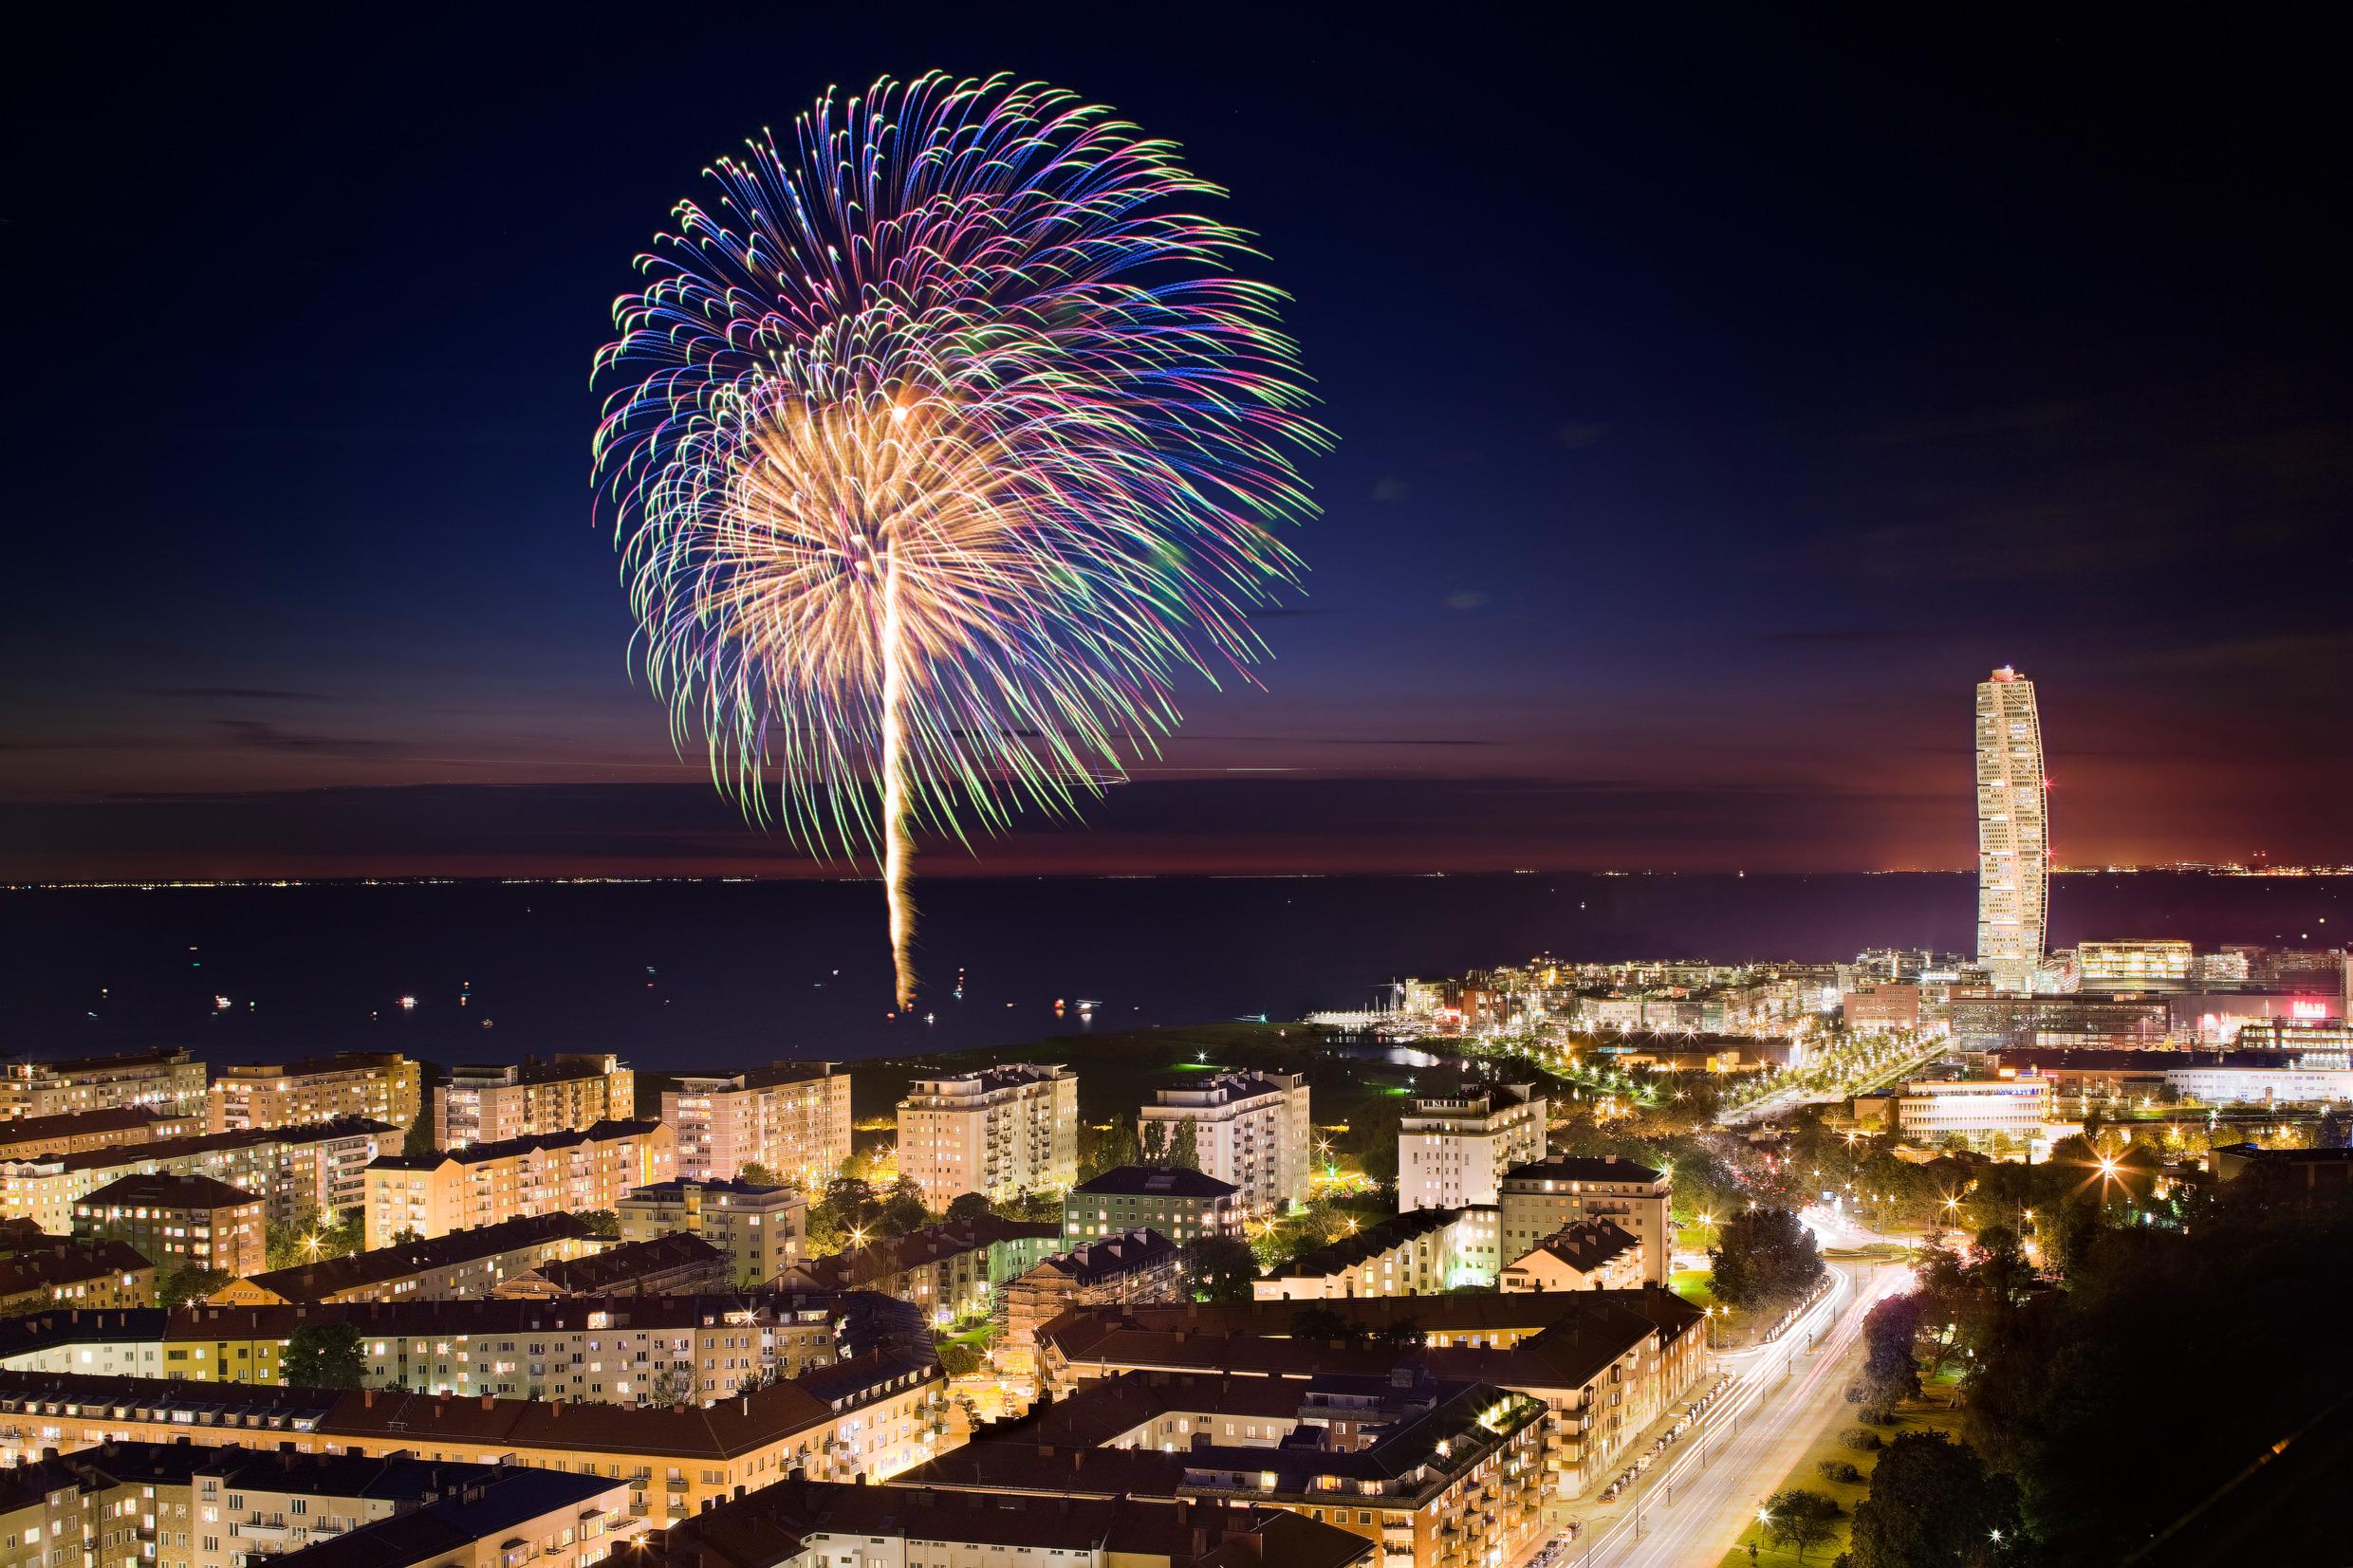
0, 1240, 153, 1296
528, 1232, 725, 1293
237, 1213, 598, 1302
1262, 1206, 1484, 1281
1028, 1229, 1179, 1285
236, 1464, 619, 1568
1500, 1153, 1666, 1186
1072, 1166, 1239, 1199
78, 1171, 260, 1210
44, 1118, 398, 1176
1513, 1218, 1640, 1273
367, 1117, 661, 1171
786, 1216, 1059, 1290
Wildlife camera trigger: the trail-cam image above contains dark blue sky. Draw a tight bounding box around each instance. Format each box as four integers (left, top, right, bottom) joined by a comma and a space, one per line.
5, 9, 2347, 879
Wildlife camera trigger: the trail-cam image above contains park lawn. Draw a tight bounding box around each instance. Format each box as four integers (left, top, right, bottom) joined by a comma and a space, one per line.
1672, 1270, 1719, 1310
1714, 1388, 1969, 1566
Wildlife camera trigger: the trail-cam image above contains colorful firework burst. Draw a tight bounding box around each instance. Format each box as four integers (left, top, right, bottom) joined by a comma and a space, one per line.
593, 71, 1323, 1005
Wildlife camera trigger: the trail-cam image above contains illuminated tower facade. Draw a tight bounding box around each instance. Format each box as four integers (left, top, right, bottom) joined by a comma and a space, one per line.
1975, 667, 2049, 991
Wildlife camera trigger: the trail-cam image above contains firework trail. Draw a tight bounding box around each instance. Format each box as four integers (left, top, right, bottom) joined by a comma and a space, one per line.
593, 72, 1322, 1007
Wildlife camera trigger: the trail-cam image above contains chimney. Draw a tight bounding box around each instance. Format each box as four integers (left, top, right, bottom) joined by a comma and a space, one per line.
362, 1389, 377, 1408
482, 1395, 495, 1410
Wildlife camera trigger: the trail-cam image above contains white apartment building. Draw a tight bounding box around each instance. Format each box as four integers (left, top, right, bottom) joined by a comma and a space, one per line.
660, 1062, 852, 1187
1897, 1077, 2053, 1151
1397, 1079, 1547, 1212
433, 1054, 636, 1150
1975, 667, 2050, 992
618, 1177, 809, 1287
897, 1063, 1077, 1207
1253, 1205, 1501, 1300
1136, 1069, 1311, 1216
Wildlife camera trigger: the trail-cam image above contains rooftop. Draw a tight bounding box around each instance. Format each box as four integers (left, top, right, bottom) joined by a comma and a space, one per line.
1030, 1229, 1179, 1285
367, 1117, 662, 1171
528, 1232, 726, 1293
0, 1107, 171, 1144
786, 1216, 1060, 1290
1500, 1153, 1666, 1187
624, 1177, 798, 1202
1263, 1206, 1485, 1282
240, 1463, 621, 1568
78, 1171, 260, 1211
1515, 1219, 1640, 1272
235, 1213, 599, 1302
0, 1241, 154, 1297
1071, 1166, 1239, 1200
39, 1117, 398, 1177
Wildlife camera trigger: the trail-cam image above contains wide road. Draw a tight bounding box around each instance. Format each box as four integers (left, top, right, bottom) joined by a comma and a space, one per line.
1566, 1246, 1909, 1567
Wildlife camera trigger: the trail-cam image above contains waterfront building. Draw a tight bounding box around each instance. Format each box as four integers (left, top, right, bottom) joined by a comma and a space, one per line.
0, 1240, 154, 1314
652, 1479, 1374, 1568
1395, 1079, 1547, 1212
208, 1053, 422, 1135
1253, 1204, 1498, 1300
2, 1120, 395, 1238
0, 1439, 636, 1568
0, 1049, 208, 1121
897, 1064, 1078, 1207
0, 1351, 946, 1503
361, 1120, 675, 1247
999, 1229, 1183, 1374
619, 1178, 808, 1287
1975, 667, 2050, 992
1064, 1166, 1241, 1245
1136, 1070, 1311, 1216
1499, 1220, 1643, 1293
2076, 940, 2194, 989
72, 1173, 266, 1279
0, 1109, 201, 1164
661, 1063, 853, 1188
1895, 1077, 2051, 1153
1496, 1154, 1670, 1286
777, 1215, 1061, 1322
434, 1055, 636, 1150
206, 1213, 606, 1306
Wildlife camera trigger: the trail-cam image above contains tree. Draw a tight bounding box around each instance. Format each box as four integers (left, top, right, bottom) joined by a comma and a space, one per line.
1859, 1291, 1922, 1410
944, 1191, 996, 1226
1182, 1235, 1259, 1302
1848, 1431, 2021, 1568
737, 1161, 781, 1188
936, 1340, 983, 1378
1760, 1488, 1840, 1564
267, 1203, 361, 1271
154, 1264, 231, 1308
1079, 1119, 1142, 1180
643, 1364, 696, 1407
1708, 1207, 1824, 1311
389, 1227, 422, 1247
1167, 1121, 1200, 1171
578, 1208, 621, 1239
401, 1101, 435, 1158
1141, 1122, 1169, 1166
282, 1322, 365, 1388
878, 1179, 933, 1236
1288, 1306, 1359, 1343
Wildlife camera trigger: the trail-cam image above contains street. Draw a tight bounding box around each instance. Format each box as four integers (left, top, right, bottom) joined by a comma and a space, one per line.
1550, 1225, 1910, 1567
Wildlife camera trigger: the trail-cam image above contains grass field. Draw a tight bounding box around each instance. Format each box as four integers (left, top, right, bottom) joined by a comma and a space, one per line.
1714, 1373, 1969, 1566
1672, 1269, 1719, 1310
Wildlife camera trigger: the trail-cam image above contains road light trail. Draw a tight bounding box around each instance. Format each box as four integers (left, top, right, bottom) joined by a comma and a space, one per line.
1566, 1257, 1907, 1568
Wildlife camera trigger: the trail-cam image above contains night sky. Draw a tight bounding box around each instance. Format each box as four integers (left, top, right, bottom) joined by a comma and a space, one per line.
5, 11, 2347, 880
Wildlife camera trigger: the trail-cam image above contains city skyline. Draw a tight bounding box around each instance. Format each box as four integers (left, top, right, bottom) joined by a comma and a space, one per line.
5, 13, 2349, 881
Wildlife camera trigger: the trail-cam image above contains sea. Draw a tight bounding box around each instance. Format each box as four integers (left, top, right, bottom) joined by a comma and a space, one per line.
0, 873, 2341, 1072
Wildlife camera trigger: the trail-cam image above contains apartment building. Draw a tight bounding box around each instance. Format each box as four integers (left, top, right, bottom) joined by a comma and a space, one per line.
72, 1174, 267, 1280
0, 1050, 208, 1121
654, 1480, 1374, 1568
661, 1064, 853, 1187
208, 1053, 422, 1135
1396, 1079, 1547, 1212
0, 1109, 202, 1164
1, 1120, 396, 1237
1064, 1166, 1241, 1245
362, 1120, 675, 1247
0, 1440, 636, 1568
778, 1216, 1061, 1322
0, 1353, 947, 1510
897, 1064, 1078, 1207
897, 1366, 1550, 1568
618, 1179, 808, 1288
207, 1214, 608, 1306
999, 1230, 1182, 1374
1136, 1070, 1311, 1216
434, 1056, 637, 1150
1496, 1155, 1671, 1286
1500, 1220, 1643, 1293
1033, 1290, 1708, 1520
1253, 1206, 1499, 1301
0, 1241, 154, 1314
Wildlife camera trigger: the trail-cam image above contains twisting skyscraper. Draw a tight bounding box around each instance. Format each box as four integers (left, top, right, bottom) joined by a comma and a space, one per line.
1975, 667, 2049, 991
